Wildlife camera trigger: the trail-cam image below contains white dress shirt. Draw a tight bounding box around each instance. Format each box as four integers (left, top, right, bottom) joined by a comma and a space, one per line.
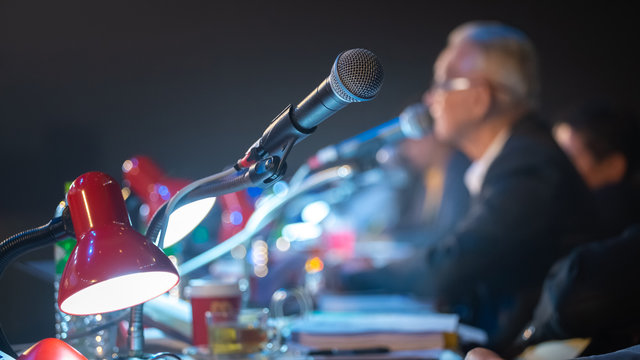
463, 129, 511, 197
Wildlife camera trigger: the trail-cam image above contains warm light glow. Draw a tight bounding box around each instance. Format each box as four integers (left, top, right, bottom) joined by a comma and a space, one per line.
122, 159, 134, 173
251, 240, 268, 266
305, 256, 324, 273
59, 271, 179, 315
162, 197, 216, 248
301, 200, 330, 224
523, 327, 533, 339
254, 265, 268, 278
121, 187, 131, 200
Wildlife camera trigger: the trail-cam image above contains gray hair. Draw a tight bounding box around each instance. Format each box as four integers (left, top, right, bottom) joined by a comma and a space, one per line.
448, 21, 540, 110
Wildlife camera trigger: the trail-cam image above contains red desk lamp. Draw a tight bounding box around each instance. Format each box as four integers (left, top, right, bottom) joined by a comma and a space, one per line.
58, 171, 180, 315
16, 338, 87, 360
0, 171, 179, 359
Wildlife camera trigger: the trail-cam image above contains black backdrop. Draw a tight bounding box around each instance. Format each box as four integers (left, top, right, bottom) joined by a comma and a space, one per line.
1, 0, 638, 344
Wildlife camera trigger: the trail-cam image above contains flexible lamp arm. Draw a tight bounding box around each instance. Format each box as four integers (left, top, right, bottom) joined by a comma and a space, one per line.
179, 163, 355, 276
120, 156, 283, 357
0, 207, 74, 358
153, 156, 281, 249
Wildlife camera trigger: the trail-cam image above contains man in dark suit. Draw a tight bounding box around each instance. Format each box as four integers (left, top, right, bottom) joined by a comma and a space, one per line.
416, 21, 597, 351
553, 101, 640, 239
333, 20, 596, 352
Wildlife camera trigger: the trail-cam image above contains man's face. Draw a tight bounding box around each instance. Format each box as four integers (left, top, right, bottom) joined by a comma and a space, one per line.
424, 43, 490, 145
553, 123, 615, 190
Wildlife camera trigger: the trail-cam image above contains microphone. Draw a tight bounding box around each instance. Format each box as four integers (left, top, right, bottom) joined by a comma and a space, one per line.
306, 102, 432, 170
239, 48, 384, 170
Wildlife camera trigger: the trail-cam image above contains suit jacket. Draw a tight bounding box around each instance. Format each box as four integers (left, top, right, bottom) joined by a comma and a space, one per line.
508, 224, 640, 358
423, 114, 598, 352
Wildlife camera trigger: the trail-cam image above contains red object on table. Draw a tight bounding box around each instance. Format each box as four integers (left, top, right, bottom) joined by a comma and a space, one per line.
17, 338, 87, 360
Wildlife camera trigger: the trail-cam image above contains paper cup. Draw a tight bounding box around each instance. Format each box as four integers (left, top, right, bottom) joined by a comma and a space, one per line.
185, 279, 242, 346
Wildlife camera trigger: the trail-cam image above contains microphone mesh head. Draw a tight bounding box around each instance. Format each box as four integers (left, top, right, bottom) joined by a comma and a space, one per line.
330, 48, 384, 102
399, 103, 433, 138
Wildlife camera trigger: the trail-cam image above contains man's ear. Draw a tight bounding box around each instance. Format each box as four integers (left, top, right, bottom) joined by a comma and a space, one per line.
469, 84, 493, 120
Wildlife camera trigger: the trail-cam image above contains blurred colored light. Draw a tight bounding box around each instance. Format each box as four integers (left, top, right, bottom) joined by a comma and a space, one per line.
247, 186, 262, 198
275, 237, 290, 252
301, 200, 330, 224
272, 181, 289, 197
337, 165, 352, 178
122, 160, 134, 173
229, 211, 243, 225
282, 222, 322, 242
231, 245, 247, 259
121, 187, 131, 200
157, 185, 170, 200
139, 204, 150, 218
254, 265, 268, 278
305, 256, 324, 273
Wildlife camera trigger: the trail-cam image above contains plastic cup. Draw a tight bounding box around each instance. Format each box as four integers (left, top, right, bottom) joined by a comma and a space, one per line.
184, 279, 242, 347
206, 308, 270, 357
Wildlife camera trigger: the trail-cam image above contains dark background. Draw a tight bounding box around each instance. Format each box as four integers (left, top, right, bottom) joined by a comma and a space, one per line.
1, 0, 638, 345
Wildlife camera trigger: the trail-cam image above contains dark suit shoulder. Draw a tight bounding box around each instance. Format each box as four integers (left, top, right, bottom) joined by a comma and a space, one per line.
487, 116, 573, 181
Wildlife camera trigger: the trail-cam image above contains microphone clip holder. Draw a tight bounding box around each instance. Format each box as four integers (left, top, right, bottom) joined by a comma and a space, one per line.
236, 104, 315, 183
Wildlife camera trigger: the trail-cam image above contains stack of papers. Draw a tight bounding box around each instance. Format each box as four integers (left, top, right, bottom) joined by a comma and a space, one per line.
290, 311, 459, 352
317, 294, 435, 313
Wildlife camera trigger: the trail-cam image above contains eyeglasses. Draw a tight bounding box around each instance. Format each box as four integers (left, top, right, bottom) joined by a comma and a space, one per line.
428, 77, 476, 94
429, 77, 525, 103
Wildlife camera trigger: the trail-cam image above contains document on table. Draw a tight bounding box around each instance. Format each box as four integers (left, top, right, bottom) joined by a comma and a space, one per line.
290, 311, 459, 352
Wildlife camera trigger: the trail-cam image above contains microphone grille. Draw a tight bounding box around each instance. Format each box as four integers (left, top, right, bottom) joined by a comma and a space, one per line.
399, 103, 433, 139
330, 48, 384, 103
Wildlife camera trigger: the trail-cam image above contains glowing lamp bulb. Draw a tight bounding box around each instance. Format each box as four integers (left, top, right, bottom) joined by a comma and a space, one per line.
162, 197, 216, 248
123, 155, 216, 247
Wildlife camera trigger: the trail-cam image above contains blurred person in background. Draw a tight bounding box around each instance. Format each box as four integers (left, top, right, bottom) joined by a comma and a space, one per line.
553, 100, 640, 238
486, 103, 640, 358
332, 20, 598, 353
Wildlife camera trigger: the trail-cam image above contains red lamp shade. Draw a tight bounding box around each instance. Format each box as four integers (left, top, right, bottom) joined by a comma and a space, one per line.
58, 171, 180, 315
17, 338, 87, 360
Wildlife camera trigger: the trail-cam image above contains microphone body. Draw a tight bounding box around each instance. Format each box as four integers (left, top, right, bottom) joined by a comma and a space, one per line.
306, 103, 432, 170
241, 48, 384, 170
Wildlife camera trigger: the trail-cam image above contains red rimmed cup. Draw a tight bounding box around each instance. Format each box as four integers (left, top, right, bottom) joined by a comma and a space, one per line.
185, 279, 242, 347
